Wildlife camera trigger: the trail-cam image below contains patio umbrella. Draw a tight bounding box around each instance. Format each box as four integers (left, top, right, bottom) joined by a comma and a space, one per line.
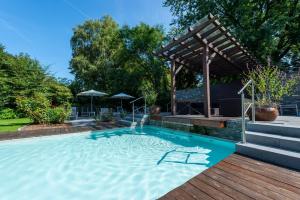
111, 92, 134, 109
77, 90, 108, 113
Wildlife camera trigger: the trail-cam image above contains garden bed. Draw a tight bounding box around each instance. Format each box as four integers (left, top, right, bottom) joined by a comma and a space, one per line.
0, 121, 126, 141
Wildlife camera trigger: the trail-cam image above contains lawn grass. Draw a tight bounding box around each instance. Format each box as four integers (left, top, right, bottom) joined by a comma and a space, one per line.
0, 118, 32, 133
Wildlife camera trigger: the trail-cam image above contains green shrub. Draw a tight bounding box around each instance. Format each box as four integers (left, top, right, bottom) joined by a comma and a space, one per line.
47, 107, 70, 124
244, 66, 299, 107
120, 111, 127, 119
94, 112, 114, 122
101, 112, 114, 122
0, 108, 17, 119
16, 93, 70, 124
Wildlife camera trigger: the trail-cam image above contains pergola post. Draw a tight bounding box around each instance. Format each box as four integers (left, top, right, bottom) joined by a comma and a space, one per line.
203, 44, 211, 118
171, 60, 177, 115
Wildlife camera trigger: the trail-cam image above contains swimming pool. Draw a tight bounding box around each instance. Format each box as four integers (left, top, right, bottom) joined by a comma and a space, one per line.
0, 126, 235, 200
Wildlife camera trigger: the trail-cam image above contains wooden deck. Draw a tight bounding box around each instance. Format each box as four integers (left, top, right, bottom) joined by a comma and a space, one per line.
160, 154, 300, 200
162, 115, 237, 128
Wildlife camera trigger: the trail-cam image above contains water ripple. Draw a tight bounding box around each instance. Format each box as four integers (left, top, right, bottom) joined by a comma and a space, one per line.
0, 126, 234, 200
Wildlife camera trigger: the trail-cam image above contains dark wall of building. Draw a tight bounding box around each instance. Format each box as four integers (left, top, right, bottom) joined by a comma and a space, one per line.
176, 80, 243, 117
212, 81, 243, 117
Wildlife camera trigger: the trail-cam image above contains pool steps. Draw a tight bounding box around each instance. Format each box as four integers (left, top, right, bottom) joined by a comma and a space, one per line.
237, 123, 300, 170
247, 123, 300, 138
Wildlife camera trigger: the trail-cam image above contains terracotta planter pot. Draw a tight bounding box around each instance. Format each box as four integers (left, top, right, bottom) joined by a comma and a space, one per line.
150, 105, 161, 115
249, 107, 279, 121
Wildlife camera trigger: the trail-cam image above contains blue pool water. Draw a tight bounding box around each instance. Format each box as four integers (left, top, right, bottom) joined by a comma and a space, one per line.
0, 126, 235, 200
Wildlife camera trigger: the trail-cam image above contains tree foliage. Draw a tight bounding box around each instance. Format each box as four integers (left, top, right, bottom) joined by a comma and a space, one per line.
0, 45, 72, 114
70, 16, 170, 105
164, 0, 300, 71
16, 93, 70, 124
139, 80, 158, 106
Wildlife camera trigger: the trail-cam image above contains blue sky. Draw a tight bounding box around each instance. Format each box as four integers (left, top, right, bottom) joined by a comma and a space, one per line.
0, 0, 172, 79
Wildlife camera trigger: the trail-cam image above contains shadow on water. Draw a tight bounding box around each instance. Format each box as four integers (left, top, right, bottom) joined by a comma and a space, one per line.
86, 126, 234, 166
87, 129, 142, 140
157, 148, 211, 166
86, 127, 192, 144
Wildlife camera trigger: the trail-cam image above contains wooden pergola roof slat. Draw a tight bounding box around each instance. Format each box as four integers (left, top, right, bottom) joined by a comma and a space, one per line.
180, 52, 203, 64
166, 39, 196, 57
171, 42, 203, 59
201, 25, 221, 38
157, 14, 217, 55
212, 37, 229, 48
217, 42, 234, 51
155, 13, 259, 76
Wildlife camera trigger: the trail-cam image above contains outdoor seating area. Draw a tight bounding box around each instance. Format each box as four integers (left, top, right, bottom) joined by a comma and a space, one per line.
69, 106, 113, 120
69, 90, 136, 120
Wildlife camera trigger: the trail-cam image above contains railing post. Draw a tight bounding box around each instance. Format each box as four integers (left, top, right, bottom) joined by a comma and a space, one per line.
241, 92, 246, 143
132, 102, 135, 122
251, 81, 255, 123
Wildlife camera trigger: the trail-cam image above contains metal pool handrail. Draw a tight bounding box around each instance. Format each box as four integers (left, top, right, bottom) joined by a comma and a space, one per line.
238, 79, 255, 143
130, 96, 146, 122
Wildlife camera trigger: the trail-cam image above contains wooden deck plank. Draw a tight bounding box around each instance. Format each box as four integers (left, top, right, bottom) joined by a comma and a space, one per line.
169, 187, 196, 200
224, 156, 300, 191
188, 176, 234, 200
191, 118, 225, 128
204, 168, 273, 200
159, 154, 300, 200
215, 166, 298, 200
215, 162, 297, 200
180, 183, 215, 200
195, 173, 253, 200
231, 154, 300, 180
162, 182, 215, 200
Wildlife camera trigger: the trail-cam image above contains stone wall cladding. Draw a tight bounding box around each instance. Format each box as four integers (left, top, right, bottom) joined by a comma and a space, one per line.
149, 119, 242, 141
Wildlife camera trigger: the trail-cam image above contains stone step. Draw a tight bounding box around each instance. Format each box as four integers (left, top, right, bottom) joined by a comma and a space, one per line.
236, 143, 300, 170
247, 122, 300, 138
246, 131, 300, 152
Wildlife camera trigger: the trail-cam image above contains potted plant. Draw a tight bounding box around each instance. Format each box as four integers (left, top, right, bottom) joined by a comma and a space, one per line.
244, 66, 299, 121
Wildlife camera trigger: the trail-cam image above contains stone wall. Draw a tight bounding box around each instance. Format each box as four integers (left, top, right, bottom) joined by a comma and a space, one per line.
148, 119, 242, 141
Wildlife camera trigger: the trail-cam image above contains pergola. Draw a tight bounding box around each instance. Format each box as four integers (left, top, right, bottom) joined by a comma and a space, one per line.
155, 13, 259, 118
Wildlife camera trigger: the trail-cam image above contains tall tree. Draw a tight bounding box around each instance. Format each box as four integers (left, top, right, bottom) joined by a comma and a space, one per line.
118, 23, 170, 102
70, 17, 170, 106
164, 0, 300, 70
0, 45, 72, 109
70, 16, 123, 93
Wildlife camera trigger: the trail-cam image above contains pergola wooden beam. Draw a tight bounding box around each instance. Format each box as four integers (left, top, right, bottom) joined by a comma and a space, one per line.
202, 44, 212, 118
193, 32, 244, 72
171, 60, 177, 115
154, 13, 260, 118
